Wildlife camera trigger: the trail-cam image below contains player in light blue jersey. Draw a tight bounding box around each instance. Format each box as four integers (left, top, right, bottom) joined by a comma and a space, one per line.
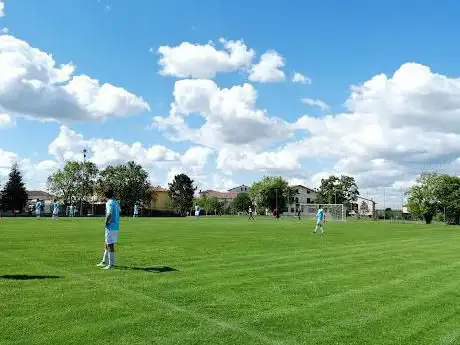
52, 199, 59, 220
97, 188, 120, 270
35, 199, 42, 218
194, 204, 200, 218
133, 203, 139, 218
313, 206, 325, 234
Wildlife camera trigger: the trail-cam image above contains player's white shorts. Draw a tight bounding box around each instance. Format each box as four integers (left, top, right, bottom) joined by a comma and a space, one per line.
105, 229, 118, 244
36, 211, 41, 216
316, 220, 323, 226
53, 211, 58, 216
195, 211, 200, 216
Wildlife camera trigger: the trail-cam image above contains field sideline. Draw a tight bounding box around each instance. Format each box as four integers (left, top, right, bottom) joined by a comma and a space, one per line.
1, 216, 460, 345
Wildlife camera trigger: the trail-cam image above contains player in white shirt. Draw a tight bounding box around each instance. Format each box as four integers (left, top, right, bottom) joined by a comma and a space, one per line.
35, 199, 42, 218
194, 204, 200, 218
248, 206, 255, 220
52, 199, 59, 220
133, 203, 139, 218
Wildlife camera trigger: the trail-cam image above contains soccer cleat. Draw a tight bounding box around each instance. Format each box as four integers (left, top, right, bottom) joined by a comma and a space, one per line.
103, 265, 113, 270
96, 262, 106, 267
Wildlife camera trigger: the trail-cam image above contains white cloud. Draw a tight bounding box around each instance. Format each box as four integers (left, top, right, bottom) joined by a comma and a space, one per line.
0, 112, 14, 127
1, 27, 8, 34
157, 38, 255, 79
248, 50, 286, 83
292, 72, 311, 84
0, 1, 4, 17
301, 98, 330, 111
0, 35, 150, 123
153, 79, 291, 149
216, 147, 300, 172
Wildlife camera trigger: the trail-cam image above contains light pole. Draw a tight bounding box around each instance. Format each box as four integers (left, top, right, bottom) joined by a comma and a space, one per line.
81, 149, 87, 217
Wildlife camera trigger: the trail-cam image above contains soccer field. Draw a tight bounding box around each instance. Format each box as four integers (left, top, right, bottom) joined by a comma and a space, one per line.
1, 217, 460, 345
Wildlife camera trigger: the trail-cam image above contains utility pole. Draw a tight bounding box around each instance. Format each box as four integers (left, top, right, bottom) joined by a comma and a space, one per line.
275, 189, 278, 212
80, 149, 87, 217
383, 188, 386, 221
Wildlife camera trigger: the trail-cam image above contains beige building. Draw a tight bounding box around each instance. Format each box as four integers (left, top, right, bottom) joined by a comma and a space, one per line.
350, 196, 377, 218
199, 190, 238, 206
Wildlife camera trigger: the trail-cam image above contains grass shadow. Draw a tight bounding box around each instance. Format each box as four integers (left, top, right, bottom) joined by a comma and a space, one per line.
0, 274, 63, 280
115, 266, 178, 273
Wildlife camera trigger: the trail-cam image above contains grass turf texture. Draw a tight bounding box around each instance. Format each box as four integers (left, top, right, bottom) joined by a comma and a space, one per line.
1, 217, 460, 345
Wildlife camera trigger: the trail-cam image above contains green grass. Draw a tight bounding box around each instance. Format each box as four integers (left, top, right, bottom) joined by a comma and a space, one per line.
1, 216, 460, 345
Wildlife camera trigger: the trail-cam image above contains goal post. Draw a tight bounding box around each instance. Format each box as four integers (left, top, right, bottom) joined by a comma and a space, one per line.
286, 203, 346, 221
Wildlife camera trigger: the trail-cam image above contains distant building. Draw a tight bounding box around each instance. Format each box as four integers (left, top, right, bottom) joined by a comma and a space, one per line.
350, 196, 377, 218
150, 186, 171, 210
228, 184, 249, 193
26, 190, 54, 211
285, 185, 318, 214
199, 190, 238, 206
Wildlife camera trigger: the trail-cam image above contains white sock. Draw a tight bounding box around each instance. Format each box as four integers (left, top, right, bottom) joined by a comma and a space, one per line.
314, 226, 318, 232
108, 252, 114, 266
102, 250, 108, 263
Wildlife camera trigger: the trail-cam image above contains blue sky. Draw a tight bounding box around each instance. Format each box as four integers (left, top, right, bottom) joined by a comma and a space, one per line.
2, 0, 460, 207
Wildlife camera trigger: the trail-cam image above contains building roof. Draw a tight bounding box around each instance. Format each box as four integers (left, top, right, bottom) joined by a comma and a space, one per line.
290, 184, 318, 192
152, 186, 168, 192
27, 191, 53, 199
228, 184, 249, 191
356, 195, 377, 204
200, 190, 238, 199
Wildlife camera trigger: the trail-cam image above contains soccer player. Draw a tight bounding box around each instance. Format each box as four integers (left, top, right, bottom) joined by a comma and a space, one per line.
35, 198, 41, 218
248, 206, 255, 220
313, 206, 325, 234
297, 208, 301, 220
133, 203, 139, 218
52, 199, 59, 220
97, 188, 120, 270
194, 204, 200, 218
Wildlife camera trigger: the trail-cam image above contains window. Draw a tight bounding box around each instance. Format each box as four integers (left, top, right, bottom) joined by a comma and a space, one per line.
290, 207, 294, 212
307, 198, 311, 203
307, 190, 310, 194
295, 197, 299, 203
296, 189, 299, 193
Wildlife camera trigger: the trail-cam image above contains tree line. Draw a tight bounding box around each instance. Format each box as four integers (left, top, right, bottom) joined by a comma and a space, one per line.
1, 159, 361, 217
406, 172, 460, 224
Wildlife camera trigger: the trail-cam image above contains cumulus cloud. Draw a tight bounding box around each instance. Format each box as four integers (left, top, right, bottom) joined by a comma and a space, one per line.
301, 98, 330, 111
153, 79, 291, 149
292, 72, 311, 84
0, 112, 14, 127
157, 38, 255, 79
200, 62, 460, 208
1, 27, 8, 34
248, 50, 286, 83
0, 35, 150, 123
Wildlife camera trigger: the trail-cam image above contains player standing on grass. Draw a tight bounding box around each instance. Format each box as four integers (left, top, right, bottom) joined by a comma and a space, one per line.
248, 206, 255, 220
313, 206, 325, 234
194, 204, 200, 219
133, 203, 139, 218
97, 188, 120, 270
52, 199, 59, 220
35, 198, 41, 219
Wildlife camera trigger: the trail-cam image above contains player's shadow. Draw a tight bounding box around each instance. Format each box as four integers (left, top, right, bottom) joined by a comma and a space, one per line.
115, 266, 178, 274
0, 274, 63, 280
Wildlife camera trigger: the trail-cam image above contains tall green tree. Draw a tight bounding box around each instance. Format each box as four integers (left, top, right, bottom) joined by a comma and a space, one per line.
316, 175, 359, 211
168, 173, 196, 215
232, 192, 252, 212
406, 172, 443, 224
47, 161, 98, 211
249, 176, 296, 211
97, 161, 153, 215
1, 163, 28, 213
